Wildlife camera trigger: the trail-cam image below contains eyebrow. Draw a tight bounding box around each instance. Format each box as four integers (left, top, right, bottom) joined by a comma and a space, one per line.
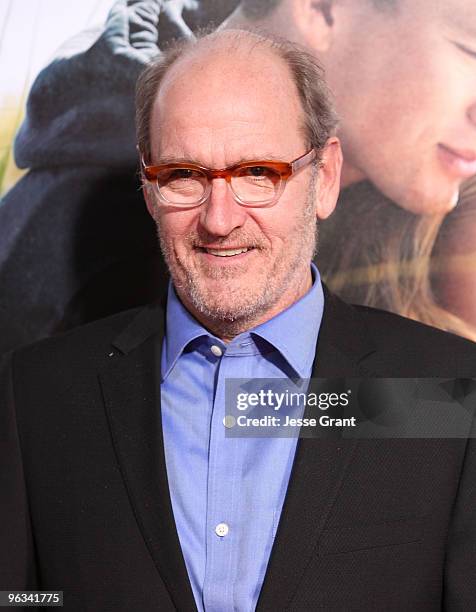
151, 154, 289, 167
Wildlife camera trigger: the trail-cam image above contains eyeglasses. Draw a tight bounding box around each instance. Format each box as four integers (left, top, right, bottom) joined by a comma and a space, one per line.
140, 149, 317, 208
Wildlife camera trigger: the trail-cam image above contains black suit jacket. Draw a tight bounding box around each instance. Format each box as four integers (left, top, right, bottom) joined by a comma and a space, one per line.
1, 287, 476, 611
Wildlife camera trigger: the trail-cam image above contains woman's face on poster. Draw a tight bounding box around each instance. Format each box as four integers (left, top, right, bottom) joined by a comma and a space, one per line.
311, 0, 476, 214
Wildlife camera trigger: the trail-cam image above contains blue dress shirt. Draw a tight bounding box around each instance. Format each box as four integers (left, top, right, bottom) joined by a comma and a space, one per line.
160, 264, 324, 611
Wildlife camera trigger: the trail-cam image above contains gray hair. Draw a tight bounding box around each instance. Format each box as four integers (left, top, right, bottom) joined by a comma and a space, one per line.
136, 28, 338, 162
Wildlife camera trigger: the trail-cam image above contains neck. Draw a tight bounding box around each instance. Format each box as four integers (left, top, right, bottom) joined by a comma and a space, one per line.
340, 160, 366, 188
219, 6, 258, 29
220, 5, 291, 35
223, 11, 366, 194
221, 4, 317, 53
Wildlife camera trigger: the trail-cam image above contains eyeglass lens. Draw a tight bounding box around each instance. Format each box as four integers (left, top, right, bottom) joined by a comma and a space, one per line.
156, 165, 282, 205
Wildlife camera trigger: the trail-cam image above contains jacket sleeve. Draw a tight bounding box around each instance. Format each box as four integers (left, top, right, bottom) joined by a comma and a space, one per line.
0, 352, 38, 590
444, 420, 476, 609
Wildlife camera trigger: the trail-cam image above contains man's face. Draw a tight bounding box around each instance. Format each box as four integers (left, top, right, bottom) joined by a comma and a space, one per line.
322, 0, 476, 213
145, 43, 340, 332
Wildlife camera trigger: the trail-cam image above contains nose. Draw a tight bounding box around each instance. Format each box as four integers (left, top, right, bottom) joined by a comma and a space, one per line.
199, 178, 247, 237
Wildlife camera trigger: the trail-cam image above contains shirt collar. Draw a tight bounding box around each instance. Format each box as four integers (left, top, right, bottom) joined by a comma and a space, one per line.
162, 282, 210, 381
248, 262, 323, 378
162, 263, 324, 380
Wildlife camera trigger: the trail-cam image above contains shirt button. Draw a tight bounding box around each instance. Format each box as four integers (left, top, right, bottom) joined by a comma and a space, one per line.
210, 344, 223, 357
215, 522, 229, 537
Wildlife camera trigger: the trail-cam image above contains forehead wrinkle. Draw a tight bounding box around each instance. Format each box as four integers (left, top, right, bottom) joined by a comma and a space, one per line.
154, 97, 302, 164
150, 34, 307, 168
155, 120, 282, 164
153, 75, 280, 150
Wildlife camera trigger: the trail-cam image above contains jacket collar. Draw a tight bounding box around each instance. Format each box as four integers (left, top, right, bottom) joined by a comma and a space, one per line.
111, 283, 376, 369
312, 285, 377, 378
162, 264, 325, 381
101, 285, 377, 611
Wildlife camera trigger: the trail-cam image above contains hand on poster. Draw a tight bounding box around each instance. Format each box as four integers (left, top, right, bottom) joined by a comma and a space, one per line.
162, 0, 199, 38
99, 0, 162, 62
2, 0, 476, 354
97, 0, 199, 63
0, 0, 184, 354
15, 0, 179, 169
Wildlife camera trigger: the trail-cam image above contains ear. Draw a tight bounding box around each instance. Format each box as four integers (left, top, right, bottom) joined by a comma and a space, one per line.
290, 0, 337, 53
315, 137, 342, 220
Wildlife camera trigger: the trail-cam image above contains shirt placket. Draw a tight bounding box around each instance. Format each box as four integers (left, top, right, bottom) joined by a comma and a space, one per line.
202, 344, 241, 611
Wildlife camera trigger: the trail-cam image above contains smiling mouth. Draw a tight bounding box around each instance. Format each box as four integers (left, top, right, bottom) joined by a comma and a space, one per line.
197, 246, 254, 257
438, 144, 476, 178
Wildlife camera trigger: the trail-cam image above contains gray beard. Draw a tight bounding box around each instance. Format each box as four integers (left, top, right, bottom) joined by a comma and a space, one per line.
156, 168, 319, 337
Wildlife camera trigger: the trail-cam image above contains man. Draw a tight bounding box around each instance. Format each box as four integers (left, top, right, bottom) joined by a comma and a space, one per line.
1, 29, 476, 611
226, 0, 476, 215
0, 0, 167, 355
3, 0, 476, 357
223, 0, 476, 336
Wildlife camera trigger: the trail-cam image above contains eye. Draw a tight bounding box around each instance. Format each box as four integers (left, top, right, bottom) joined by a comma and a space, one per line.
247, 166, 268, 177
169, 168, 197, 180
156, 167, 204, 185
451, 40, 476, 59
234, 165, 282, 188
239, 166, 280, 183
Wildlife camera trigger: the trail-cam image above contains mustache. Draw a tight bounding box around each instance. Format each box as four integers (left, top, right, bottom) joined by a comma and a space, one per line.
186, 229, 268, 250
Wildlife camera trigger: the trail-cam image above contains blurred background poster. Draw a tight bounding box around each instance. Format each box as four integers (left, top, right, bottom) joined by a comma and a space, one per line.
1, 0, 476, 353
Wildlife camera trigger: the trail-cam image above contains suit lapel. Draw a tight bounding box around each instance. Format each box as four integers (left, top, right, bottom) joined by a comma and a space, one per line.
256, 288, 377, 611
99, 303, 198, 612
98, 287, 379, 612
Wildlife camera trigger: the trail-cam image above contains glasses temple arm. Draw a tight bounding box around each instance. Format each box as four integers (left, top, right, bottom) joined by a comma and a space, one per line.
136, 145, 148, 172
291, 149, 317, 174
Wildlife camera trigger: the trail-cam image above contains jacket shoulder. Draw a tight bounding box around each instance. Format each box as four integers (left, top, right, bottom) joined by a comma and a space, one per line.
355, 303, 474, 346
354, 303, 476, 374
12, 304, 158, 373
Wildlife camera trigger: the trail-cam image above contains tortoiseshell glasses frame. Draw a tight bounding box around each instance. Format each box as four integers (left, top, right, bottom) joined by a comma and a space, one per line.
140, 148, 317, 208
